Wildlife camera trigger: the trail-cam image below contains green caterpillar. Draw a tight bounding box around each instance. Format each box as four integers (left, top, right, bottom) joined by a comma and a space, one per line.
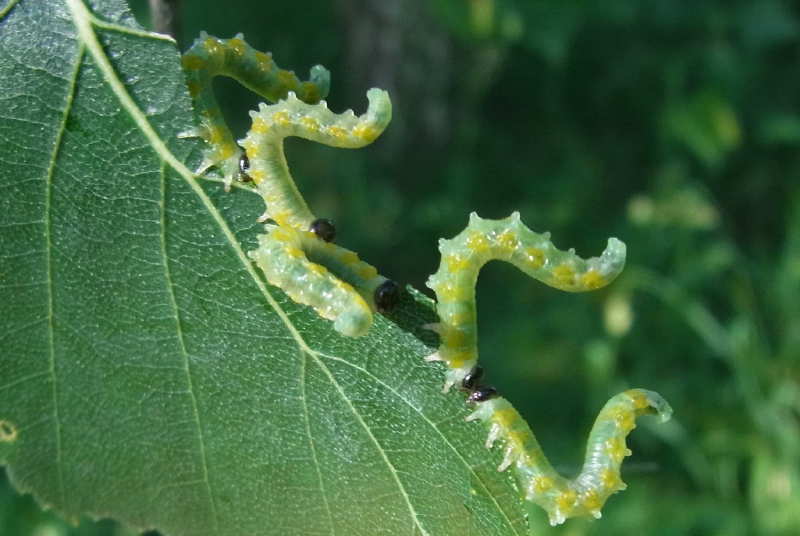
426, 212, 627, 391
181, 32, 330, 188
182, 35, 398, 336
238, 88, 391, 229
467, 388, 671, 525
425, 212, 671, 524
249, 225, 399, 337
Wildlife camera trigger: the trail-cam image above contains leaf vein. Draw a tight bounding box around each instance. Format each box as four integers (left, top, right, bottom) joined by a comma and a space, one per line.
42, 39, 85, 514
316, 351, 525, 535
300, 351, 337, 536
158, 160, 219, 533
309, 352, 431, 536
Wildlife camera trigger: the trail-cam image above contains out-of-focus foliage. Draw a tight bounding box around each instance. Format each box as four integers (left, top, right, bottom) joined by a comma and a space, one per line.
3, 0, 799, 534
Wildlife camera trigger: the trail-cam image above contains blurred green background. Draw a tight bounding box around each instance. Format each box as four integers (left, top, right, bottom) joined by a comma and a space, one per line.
3, 0, 799, 534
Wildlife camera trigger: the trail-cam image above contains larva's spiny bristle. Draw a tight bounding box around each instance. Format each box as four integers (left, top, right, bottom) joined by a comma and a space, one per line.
181, 34, 331, 188
239, 89, 391, 230
249, 226, 390, 337
466, 390, 671, 526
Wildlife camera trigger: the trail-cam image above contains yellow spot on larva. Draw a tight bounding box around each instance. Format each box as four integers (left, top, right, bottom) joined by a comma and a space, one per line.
339, 251, 359, 265
246, 146, 262, 162
553, 264, 576, 286
0, 420, 17, 443
300, 116, 320, 133
181, 54, 205, 71
285, 246, 303, 259
606, 437, 631, 463
255, 51, 273, 71
437, 282, 469, 302
613, 408, 636, 433
555, 490, 577, 513
277, 70, 296, 88
215, 142, 235, 160
445, 254, 470, 273
532, 476, 554, 493
600, 468, 620, 490
441, 327, 468, 348
203, 37, 222, 56
308, 263, 327, 276
443, 350, 474, 369
327, 126, 348, 141
581, 269, 606, 289
272, 210, 291, 226
248, 169, 266, 183
524, 247, 545, 268
446, 309, 474, 326
496, 230, 518, 253
272, 111, 291, 127
353, 124, 379, 142
207, 126, 225, 144
493, 408, 518, 429
466, 231, 490, 253
252, 116, 270, 134
300, 82, 320, 102
356, 264, 378, 280
272, 228, 291, 242
334, 279, 356, 294
241, 138, 258, 152
581, 488, 603, 512
628, 390, 650, 410
229, 38, 246, 56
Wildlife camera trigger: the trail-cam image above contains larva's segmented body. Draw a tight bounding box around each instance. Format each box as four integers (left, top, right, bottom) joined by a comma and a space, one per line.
239, 88, 391, 230
425, 212, 671, 524
181, 32, 331, 187
426, 211, 627, 391
249, 225, 394, 337
467, 389, 671, 526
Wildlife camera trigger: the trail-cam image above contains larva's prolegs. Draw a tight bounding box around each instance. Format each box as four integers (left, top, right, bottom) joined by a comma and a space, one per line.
181, 32, 331, 187
426, 211, 627, 391
249, 226, 391, 337
466, 389, 672, 526
239, 88, 392, 230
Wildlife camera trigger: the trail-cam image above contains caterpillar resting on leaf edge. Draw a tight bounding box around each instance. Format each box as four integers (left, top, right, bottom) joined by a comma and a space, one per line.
249, 225, 399, 337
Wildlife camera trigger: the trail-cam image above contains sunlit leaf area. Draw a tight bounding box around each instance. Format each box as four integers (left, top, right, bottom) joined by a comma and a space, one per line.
2, 0, 799, 534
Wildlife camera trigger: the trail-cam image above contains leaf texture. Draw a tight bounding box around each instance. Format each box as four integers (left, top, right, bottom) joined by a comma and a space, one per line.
0, 1, 527, 534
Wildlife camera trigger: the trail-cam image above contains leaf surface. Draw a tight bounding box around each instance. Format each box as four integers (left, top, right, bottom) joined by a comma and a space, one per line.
0, 1, 527, 534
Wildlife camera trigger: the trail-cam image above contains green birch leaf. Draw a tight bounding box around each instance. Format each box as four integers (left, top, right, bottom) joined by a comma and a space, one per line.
0, 0, 528, 534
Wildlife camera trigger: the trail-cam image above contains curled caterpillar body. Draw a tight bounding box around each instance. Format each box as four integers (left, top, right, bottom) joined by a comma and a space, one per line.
467, 389, 672, 526
239, 89, 392, 230
425, 212, 626, 392
181, 32, 331, 187
249, 225, 395, 337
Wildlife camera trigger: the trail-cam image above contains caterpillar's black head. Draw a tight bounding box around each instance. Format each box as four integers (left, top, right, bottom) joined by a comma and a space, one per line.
310, 218, 336, 243
461, 366, 484, 392
467, 386, 498, 403
374, 279, 400, 313
238, 151, 252, 182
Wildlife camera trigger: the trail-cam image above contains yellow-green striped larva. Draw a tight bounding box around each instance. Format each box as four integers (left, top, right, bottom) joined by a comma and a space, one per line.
181, 32, 331, 188
426, 211, 627, 391
239, 88, 391, 230
249, 225, 399, 337
425, 212, 671, 524
467, 389, 671, 526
